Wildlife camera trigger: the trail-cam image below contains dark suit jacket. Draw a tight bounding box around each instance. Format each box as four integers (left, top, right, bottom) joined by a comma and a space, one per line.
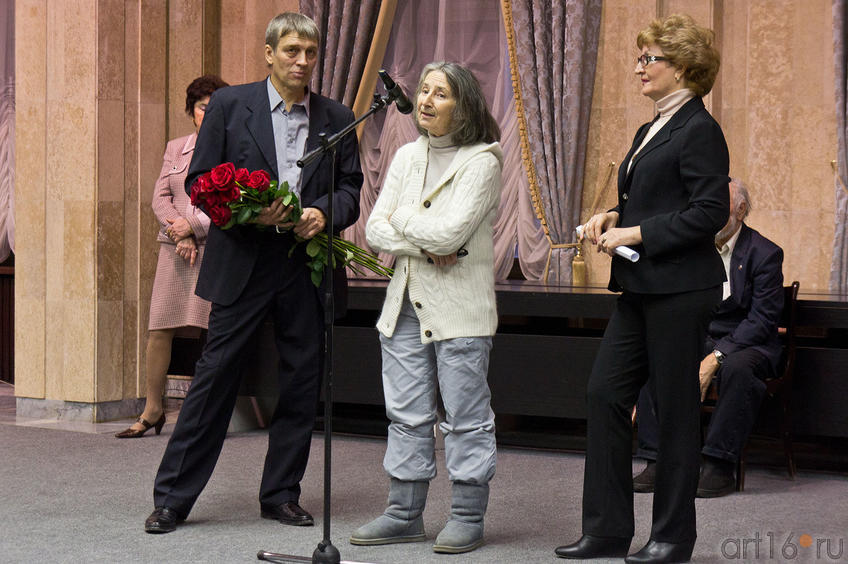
709, 223, 784, 374
611, 96, 729, 294
185, 79, 363, 309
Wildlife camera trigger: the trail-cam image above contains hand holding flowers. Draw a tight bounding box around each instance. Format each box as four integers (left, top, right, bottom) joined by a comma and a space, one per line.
190, 162, 392, 286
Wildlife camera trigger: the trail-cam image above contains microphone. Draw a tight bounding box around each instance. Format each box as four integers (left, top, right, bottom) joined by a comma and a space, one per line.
378, 69, 413, 114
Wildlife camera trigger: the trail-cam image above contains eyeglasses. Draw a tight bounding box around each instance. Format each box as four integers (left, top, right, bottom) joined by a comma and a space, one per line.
636, 54, 669, 67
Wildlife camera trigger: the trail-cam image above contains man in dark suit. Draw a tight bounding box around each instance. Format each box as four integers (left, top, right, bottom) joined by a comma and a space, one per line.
632, 178, 783, 498
144, 12, 362, 534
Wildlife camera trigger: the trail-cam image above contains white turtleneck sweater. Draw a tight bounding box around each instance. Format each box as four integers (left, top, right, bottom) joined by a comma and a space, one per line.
628, 88, 696, 173
366, 134, 504, 343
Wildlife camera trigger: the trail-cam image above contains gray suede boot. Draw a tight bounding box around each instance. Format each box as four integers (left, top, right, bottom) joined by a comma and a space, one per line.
433, 481, 489, 554
349, 478, 429, 545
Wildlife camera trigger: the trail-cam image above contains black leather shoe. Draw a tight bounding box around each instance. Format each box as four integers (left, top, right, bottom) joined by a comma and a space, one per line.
261, 501, 314, 526
625, 539, 695, 563
555, 535, 631, 559
633, 460, 656, 493
144, 507, 183, 534
696, 458, 736, 498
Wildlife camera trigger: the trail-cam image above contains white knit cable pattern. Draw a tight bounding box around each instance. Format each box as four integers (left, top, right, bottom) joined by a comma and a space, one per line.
366, 138, 503, 343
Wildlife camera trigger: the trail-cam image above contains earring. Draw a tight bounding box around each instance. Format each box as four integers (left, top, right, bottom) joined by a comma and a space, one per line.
675, 74, 681, 82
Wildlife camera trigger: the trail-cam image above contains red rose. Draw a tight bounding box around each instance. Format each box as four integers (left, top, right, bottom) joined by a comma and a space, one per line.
210, 162, 235, 189
191, 174, 215, 205
246, 170, 271, 193
189, 179, 203, 206
224, 184, 241, 204
235, 167, 250, 185
204, 191, 223, 208
207, 204, 232, 226
202, 175, 219, 195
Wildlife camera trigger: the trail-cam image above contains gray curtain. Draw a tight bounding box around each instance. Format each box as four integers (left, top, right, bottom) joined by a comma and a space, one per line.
301, 0, 383, 107
832, 0, 848, 293
0, 0, 14, 262
507, 0, 602, 283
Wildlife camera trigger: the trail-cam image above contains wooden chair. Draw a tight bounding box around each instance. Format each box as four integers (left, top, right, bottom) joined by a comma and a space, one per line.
701, 280, 800, 491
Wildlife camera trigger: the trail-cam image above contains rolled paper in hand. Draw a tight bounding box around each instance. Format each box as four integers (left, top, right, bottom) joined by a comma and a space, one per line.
575, 224, 640, 263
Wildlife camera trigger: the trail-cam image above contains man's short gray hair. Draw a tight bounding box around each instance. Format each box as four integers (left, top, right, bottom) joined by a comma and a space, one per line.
265, 12, 320, 50
729, 177, 752, 219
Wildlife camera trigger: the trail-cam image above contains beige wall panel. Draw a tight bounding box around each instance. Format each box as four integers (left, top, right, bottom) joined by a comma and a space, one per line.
14, 1, 47, 303
45, 201, 64, 302
63, 201, 96, 301
50, 1, 97, 102
132, 4, 169, 401
45, 102, 96, 202
220, 0, 299, 84
220, 0, 247, 83
122, 299, 139, 398
718, 0, 837, 291
169, 0, 204, 140
97, 0, 125, 101
139, 1, 168, 105
45, 298, 64, 399
44, 201, 64, 400
98, 99, 127, 202
98, 201, 124, 301
96, 299, 124, 402
13, 198, 46, 301
13, 298, 45, 399
662, 0, 713, 25
62, 298, 96, 403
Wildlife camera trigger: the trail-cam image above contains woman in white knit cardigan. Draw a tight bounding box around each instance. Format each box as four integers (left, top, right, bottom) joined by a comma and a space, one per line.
351, 62, 502, 555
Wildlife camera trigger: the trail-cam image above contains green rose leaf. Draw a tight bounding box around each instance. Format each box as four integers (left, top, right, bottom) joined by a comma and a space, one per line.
237, 207, 253, 224
306, 238, 322, 257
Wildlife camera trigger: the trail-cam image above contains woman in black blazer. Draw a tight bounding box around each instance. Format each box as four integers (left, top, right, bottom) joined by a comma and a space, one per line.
556, 14, 729, 564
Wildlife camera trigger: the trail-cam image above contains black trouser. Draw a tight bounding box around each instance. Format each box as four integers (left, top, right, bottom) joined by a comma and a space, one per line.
581, 287, 720, 544
153, 244, 323, 518
637, 347, 770, 463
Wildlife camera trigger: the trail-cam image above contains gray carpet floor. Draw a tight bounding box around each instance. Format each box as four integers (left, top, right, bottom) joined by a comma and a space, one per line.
1, 419, 846, 564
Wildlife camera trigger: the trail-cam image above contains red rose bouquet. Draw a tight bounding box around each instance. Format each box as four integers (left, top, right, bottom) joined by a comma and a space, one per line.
190, 162, 392, 286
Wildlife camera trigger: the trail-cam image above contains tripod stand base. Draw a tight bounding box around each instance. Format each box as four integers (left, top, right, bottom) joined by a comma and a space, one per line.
312, 541, 340, 563
257, 548, 375, 564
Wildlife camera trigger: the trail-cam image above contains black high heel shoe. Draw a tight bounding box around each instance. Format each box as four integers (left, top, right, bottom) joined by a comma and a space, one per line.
115, 413, 166, 438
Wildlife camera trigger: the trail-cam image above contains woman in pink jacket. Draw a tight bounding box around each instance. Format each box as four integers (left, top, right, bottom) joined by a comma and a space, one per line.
116, 75, 228, 438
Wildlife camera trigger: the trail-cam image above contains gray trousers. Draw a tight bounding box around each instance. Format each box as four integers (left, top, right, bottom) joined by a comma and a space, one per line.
380, 298, 496, 484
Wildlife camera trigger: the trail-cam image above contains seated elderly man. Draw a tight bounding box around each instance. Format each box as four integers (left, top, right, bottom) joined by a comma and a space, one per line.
632, 178, 784, 497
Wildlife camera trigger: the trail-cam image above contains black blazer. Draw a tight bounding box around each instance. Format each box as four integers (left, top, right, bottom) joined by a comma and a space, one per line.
709, 223, 784, 373
185, 80, 363, 308
611, 96, 729, 294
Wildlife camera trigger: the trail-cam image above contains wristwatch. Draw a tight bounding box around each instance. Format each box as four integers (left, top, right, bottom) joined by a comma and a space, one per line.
713, 349, 725, 365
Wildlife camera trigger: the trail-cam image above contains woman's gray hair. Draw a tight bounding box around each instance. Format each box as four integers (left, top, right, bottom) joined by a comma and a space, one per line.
729, 177, 752, 219
414, 62, 500, 145
265, 12, 320, 50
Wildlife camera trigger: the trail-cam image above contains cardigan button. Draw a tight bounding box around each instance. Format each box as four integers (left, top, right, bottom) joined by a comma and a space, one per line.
424, 330, 432, 338
622, 193, 629, 200
414, 302, 422, 308
423, 200, 431, 208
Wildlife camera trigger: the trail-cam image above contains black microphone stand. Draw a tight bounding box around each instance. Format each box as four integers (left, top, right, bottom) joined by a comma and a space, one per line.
257, 91, 400, 564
